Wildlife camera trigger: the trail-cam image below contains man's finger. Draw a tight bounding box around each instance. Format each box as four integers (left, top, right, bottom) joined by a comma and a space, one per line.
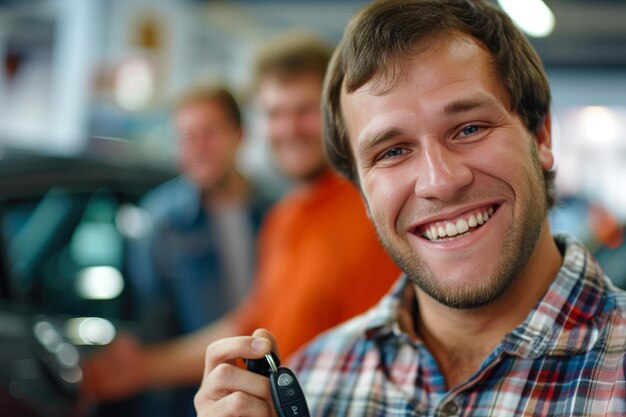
203, 335, 272, 376
202, 363, 272, 402
251, 328, 280, 359
196, 390, 274, 417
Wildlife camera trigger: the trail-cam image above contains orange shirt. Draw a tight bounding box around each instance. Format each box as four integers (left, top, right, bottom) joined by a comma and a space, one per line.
233, 171, 400, 359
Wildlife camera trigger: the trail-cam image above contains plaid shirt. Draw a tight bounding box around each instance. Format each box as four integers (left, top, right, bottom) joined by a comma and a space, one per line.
289, 235, 626, 416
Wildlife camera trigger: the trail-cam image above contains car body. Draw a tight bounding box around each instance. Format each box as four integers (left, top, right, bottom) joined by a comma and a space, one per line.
0, 148, 175, 416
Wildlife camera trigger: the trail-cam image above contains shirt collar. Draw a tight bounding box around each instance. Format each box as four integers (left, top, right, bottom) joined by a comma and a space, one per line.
363, 275, 413, 341
363, 234, 609, 358
287, 170, 349, 208
170, 176, 204, 226
502, 234, 608, 358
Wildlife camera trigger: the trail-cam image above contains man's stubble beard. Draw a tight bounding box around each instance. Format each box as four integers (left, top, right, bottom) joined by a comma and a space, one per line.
273, 137, 329, 183
370, 143, 549, 310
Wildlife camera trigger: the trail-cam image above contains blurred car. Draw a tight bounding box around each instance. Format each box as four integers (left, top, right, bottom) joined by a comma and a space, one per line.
0, 148, 175, 416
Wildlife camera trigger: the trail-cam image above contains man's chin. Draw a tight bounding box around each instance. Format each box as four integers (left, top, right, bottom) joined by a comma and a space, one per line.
281, 162, 329, 183
382, 239, 521, 311
416, 278, 513, 310
188, 175, 217, 187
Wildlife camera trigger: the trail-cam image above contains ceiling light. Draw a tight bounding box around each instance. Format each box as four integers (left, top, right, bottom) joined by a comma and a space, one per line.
498, 0, 555, 38
75, 266, 124, 300
114, 57, 155, 111
579, 106, 618, 144
66, 317, 117, 346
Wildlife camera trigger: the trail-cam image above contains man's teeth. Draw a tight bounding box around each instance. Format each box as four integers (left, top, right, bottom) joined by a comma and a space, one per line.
421, 207, 496, 242
468, 214, 477, 227
445, 222, 457, 237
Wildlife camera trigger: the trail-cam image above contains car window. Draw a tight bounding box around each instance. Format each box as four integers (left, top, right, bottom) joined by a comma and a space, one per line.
2, 187, 133, 319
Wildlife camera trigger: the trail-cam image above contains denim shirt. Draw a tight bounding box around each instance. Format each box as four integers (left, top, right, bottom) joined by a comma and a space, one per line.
127, 176, 271, 337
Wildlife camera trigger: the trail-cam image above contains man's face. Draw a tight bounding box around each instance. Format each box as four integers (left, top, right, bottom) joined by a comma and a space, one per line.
341, 36, 554, 309
258, 73, 327, 181
176, 100, 242, 191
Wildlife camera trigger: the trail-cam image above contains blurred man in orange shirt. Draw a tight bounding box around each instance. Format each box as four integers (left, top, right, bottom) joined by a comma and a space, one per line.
83, 33, 400, 401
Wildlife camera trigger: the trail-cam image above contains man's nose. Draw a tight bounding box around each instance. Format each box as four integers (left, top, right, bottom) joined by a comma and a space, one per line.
281, 113, 304, 137
413, 139, 473, 201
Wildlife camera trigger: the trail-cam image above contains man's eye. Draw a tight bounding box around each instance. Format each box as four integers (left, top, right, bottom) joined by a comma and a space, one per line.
381, 147, 406, 159
459, 125, 481, 137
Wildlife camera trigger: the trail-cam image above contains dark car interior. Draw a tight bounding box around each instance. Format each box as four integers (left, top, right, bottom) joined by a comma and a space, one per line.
0, 152, 174, 416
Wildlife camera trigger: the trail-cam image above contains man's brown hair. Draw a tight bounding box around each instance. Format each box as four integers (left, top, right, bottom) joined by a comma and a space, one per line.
323, 0, 555, 206
175, 86, 242, 129
254, 32, 333, 85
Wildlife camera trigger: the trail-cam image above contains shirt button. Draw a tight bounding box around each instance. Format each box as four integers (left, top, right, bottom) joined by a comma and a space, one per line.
441, 400, 460, 416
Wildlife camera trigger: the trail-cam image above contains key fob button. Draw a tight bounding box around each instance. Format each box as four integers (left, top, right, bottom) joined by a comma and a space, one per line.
278, 386, 299, 402
282, 400, 308, 417
277, 373, 294, 386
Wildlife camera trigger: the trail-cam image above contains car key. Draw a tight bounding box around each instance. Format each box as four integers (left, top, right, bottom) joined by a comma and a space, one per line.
246, 352, 310, 417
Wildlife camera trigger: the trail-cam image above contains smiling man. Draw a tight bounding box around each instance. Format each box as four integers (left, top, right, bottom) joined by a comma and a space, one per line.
195, 1, 626, 416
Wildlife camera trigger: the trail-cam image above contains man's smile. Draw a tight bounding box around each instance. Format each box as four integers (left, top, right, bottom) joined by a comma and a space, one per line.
413, 203, 500, 242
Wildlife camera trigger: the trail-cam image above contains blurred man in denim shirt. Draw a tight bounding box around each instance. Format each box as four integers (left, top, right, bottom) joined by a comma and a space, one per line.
87, 87, 271, 416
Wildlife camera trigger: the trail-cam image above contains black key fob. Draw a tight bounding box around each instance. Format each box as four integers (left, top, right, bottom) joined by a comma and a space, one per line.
269, 367, 310, 417
246, 352, 310, 417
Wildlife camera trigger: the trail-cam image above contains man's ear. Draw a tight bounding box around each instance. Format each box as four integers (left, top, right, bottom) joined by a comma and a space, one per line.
355, 178, 373, 220
235, 128, 244, 146
535, 113, 555, 171
359, 190, 373, 220
364, 200, 372, 221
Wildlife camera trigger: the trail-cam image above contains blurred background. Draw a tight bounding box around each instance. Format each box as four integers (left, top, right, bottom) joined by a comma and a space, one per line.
0, 0, 625, 416
1, 0, 626, 204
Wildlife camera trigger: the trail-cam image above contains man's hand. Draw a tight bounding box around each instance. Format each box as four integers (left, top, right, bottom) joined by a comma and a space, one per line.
195, 328, 279, 417
81, 332, 147, 400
